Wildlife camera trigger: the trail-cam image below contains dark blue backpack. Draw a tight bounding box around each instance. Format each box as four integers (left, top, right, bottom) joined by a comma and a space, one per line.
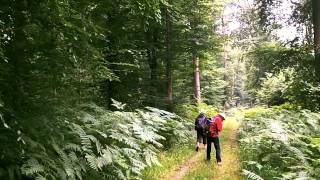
195, 113, 208, 131
198, 117, 207, 130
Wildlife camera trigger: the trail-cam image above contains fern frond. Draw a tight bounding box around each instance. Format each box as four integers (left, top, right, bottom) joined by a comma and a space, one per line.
111, 98, 126, 110
21, 158, 45, 176
288, 146, 308, 165
130, 158, 147, 175
242, 169, 264, 180
85, 154, 98, 171
95, 130, 108, 138
35, 175, 46, 180
123, 137, 140, 150
68, 152, 78, 162
65, 167, 75, 179
243, 161, 263, 170
142, 148, 160, 167
64, 143, 82, 152
81, 112, 97, 124
72, 124, 92, 149
87, 135, 102, 154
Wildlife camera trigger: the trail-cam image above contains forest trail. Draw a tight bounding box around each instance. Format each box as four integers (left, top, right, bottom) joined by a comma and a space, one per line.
161, 147, 204, 180
160, 110, 242, 180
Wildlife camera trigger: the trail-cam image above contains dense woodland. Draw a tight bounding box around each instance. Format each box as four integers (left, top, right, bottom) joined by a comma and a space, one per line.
0, 0, 320, 179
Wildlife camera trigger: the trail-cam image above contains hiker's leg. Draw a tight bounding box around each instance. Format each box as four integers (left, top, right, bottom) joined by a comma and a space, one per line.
213, 137, 221, 162
203, 134, 207, 146
196, 131, 201, 151
206, 137, 212, 160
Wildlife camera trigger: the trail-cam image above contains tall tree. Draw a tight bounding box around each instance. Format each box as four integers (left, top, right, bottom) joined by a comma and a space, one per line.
193, 57, 201, 102
312, 0, 320, 79
163, 0, 174, 110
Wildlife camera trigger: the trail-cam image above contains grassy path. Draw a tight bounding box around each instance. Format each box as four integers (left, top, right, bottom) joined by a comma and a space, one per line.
164, 111, 242, 180
142, 109, 243, 180
168, 149, 203, 180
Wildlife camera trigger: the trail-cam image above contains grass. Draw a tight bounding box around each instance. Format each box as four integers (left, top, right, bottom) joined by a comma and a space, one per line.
141, 138, 196, 179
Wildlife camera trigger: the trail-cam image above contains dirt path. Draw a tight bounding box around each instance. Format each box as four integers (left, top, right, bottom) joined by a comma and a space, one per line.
162, 114, 241, 180
157, 145, 204, 180
169, 147, 204, 180
211, 126, 241, 180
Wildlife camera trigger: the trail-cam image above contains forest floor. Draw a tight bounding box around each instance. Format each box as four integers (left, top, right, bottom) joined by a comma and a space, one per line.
159, 109, 243, 180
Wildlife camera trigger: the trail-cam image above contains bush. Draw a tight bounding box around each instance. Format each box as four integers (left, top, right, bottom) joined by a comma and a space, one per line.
257, 70, 289, 106
271, 103, 301, 111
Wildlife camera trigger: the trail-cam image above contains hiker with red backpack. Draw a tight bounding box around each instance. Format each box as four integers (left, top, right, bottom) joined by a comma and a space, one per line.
206, 112, 226, 166
194, 112, 207, 151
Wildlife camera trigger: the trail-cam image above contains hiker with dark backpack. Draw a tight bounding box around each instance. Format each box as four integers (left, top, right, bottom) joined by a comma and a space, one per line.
194, 113, 207, 151
206, 112, 226, 166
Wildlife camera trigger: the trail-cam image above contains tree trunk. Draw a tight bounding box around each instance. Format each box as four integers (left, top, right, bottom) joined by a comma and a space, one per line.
221, 16, 229, 108
164, 0, 173, 111
312, 0, 320, 79
193, 56, 201, 102
146, 28, 158, 106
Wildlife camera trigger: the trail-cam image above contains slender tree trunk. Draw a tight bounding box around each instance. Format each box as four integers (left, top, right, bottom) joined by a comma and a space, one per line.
193, 56, 201, 102
164, 0, 173, 111
312, 0, 320, 80
221, 16, 229, 109
146, 28, 158, 106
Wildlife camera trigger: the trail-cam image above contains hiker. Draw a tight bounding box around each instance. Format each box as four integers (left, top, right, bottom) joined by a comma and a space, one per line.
194, 112, 207, 151
206, 112, 226, 165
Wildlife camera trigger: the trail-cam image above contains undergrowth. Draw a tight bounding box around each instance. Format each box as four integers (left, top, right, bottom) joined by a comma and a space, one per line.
0, 100, 192, 179
239, 105, 320, 179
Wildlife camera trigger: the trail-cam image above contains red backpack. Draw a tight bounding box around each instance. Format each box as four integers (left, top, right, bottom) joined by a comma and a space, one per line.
207, 117, 219, 137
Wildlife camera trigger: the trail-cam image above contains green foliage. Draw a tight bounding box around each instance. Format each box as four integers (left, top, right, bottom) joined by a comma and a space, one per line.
271, 103, 301, 111
257, 69, 290, 106
175, 102, 219, 121
244, 40, 319, 110
238, 1, 319, 111
243, 107, 270, 118
201, 53, 228, 106
246, 42, 305, 92
10, 103, 191, 179
239, 107, 320, 179
242, 169, 264, 180
256, 67, 320, 110
171, 0, 225, 106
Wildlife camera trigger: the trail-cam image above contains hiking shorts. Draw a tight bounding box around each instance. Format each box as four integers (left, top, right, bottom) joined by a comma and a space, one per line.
196, 131, 207, 144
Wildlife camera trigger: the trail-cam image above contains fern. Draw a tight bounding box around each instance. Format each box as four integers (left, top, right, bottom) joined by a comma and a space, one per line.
35, 175, 47, 180
64, 143, 82, 152
242, 169, 264, 180
143, 148, 161, 167
85, 154, 98, 171
111, 98, 127, 110
15, 103, 191, 179
239, 107, 320, 179
21, 158, 45, 176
